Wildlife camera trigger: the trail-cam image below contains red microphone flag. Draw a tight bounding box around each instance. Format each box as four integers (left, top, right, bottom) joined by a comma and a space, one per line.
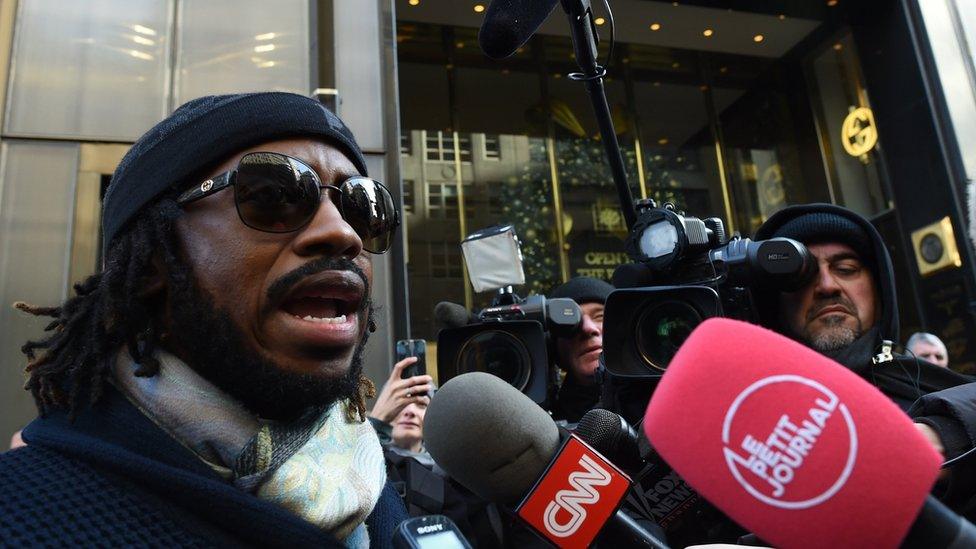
517, 435, 631, 549
643, 318, 942, 549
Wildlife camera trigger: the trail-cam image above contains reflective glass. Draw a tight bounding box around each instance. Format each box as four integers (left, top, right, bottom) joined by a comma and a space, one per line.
6, 0, 171, 140
176, 0, 309, 102
0, 141, 79, 447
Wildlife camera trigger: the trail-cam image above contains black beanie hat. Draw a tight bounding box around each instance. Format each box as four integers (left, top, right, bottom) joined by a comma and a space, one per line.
101, 92, 368, 254
767, 211, 874, 261
550, 277, 614, 305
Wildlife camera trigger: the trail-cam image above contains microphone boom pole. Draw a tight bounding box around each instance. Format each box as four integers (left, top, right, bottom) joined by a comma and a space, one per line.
559, 0, 637, 231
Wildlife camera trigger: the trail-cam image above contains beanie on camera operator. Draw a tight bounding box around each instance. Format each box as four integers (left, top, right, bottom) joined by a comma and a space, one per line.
549, 276, 613, 423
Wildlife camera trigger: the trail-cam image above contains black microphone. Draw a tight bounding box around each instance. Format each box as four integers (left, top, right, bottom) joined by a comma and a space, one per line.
478, 0, 559, 59
425, 372, 669, 548
433, 301, 477, 330
576, 408, 642, 474
576, 409, 741, 545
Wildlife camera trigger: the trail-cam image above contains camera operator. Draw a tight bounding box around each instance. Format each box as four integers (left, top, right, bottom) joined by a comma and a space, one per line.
549, 277, 613, 423
753, 203, 976, 519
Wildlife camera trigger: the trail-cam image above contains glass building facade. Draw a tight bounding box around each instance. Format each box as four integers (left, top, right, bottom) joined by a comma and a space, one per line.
395, 1, 911, 344
1, 0, 975, 441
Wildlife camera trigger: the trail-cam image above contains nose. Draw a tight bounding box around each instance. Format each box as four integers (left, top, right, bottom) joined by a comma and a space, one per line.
813, 263, 842, 297
290, 196, 363, 259
580, 313, 601, 338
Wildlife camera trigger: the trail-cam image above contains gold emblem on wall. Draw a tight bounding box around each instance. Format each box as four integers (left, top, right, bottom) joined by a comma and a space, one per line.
841, 106, 878, 158
911, 216, 963, 277
592, 200, 626, 235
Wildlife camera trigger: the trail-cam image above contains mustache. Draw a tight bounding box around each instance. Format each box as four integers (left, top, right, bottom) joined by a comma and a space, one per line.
265, 257, 370, 312
806, 296, 856, 323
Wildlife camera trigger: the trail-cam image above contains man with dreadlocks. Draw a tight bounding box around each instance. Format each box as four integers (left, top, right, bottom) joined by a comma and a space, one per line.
0, 92, 407, 547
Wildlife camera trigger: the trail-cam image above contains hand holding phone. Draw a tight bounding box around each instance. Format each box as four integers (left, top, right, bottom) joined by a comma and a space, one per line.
396, 339, 427, 379
367, 340, 434, 424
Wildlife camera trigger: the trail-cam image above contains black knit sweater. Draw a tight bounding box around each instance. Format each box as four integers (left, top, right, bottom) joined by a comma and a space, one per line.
0, 385, 406, 548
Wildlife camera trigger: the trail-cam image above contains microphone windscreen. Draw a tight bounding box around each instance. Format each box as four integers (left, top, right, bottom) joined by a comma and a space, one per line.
478, 0, 560, 59
434, 301, 475, 329
425, 372, 561, 503
643, 318, 942, 549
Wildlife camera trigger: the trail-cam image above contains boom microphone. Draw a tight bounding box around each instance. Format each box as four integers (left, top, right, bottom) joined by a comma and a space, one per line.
643, 318, 968, 548
478, 0, 560, 59
425, 372, 668, 548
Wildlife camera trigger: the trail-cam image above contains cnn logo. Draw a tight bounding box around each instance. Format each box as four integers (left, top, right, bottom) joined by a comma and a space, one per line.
518, 436, 630, 549
543, 454, 613, 536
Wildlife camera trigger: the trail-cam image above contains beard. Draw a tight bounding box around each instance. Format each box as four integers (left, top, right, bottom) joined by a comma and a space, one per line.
162, 257, 373, 422
796, 295, 863, 353
806, 314, 859, 352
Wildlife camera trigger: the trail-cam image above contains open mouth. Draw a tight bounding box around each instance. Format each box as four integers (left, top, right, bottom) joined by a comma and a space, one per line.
277, 272, 364, 325
283, 295, 354, 323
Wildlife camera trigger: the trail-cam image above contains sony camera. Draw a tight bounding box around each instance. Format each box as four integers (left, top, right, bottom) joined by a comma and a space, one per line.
602, 200, 816, 379
437, 225, 582, 405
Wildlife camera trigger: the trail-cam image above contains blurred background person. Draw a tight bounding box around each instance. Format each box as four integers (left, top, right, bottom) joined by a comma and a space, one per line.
368, 356, 433, 445
907, 332, 950, 368
391, 401, 426, 454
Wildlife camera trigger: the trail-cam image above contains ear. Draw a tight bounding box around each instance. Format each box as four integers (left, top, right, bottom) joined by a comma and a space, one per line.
139, 253, 167, 299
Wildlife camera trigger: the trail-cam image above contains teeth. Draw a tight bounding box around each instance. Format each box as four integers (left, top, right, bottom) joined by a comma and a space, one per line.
298, 314, 347, 324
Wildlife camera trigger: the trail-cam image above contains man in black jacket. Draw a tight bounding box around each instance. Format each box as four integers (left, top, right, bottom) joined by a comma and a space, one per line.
549, 276, 614, 423
754, 203, 976, 518
0, 92, 407, 547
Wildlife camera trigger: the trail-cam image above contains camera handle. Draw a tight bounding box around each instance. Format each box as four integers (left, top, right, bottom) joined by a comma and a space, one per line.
559, 0, 637, 231
492, 286, 519, 306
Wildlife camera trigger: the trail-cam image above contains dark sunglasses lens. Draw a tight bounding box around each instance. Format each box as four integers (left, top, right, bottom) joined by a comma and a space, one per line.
234, 153, 319, 232
340, 177, 398, 253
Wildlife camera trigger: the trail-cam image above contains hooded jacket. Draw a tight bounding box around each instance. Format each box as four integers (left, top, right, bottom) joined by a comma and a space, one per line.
754, 203, 972, 408
755, 204, 976, 518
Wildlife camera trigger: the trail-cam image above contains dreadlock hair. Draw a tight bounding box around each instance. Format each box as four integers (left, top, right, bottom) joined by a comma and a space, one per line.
17, 199, 184, 418
17, 197, 377, 421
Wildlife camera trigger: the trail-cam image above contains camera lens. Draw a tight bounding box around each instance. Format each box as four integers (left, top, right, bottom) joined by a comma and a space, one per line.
634, 301, 702, 371
457, 330, 532, 390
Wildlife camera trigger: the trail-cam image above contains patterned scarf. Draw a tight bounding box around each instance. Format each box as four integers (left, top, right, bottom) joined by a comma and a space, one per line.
111, 350, 386, 547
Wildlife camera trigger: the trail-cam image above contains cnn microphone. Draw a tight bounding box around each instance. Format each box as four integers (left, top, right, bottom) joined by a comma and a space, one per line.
643, 318, 975, 549
425, 372, 668, 548
478, 0, 560, 59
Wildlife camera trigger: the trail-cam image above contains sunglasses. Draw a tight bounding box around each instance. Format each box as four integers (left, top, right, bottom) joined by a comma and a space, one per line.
176, 151, 399, 253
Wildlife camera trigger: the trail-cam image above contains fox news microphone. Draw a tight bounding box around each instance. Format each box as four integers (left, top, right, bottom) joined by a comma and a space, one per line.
643, 318, 976, 549
478, 0, 560, 59
425, 372, 668, 548
576, 408, 743, 544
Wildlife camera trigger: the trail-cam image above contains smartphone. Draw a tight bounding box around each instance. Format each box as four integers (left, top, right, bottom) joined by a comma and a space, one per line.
395, 339, 427, 379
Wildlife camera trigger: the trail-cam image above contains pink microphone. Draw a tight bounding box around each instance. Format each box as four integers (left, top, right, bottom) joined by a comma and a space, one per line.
643, 318, 943, 549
